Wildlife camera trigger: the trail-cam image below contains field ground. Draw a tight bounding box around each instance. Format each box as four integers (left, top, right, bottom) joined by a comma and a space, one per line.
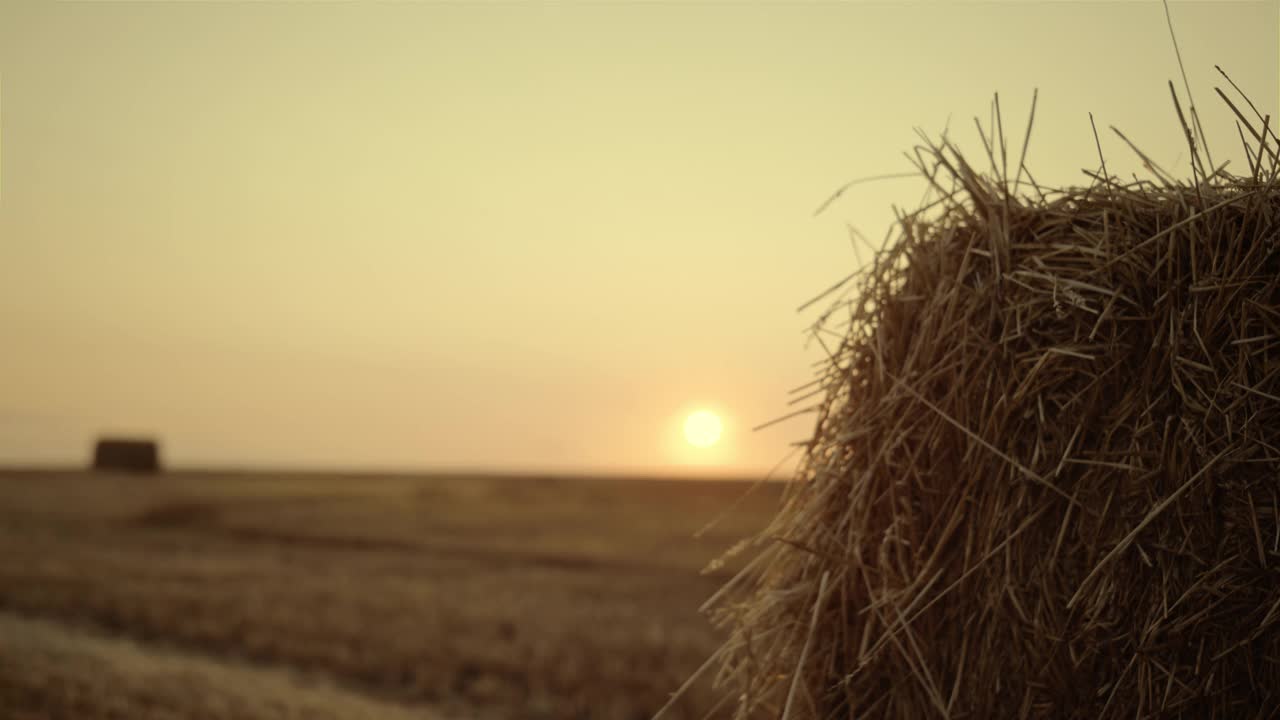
0, 470, 782, 719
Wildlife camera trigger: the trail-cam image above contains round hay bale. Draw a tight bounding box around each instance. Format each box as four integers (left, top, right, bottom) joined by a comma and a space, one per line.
702, 97, 1280, 718
93, 438, 162, 473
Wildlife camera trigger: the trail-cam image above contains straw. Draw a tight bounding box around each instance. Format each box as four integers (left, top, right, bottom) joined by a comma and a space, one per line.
687, 83, 1280, 719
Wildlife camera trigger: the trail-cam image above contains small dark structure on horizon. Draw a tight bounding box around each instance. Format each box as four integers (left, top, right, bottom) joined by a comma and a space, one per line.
93, 438, 161, 473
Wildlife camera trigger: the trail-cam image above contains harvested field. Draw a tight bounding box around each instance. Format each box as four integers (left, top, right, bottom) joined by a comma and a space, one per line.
0, 470, 780, 720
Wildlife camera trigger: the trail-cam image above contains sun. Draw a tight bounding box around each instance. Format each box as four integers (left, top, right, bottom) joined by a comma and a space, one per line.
683, 410, 723, 448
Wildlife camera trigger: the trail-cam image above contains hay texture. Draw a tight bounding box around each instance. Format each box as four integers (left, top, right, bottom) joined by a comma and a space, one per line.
703, 88, 1280, 719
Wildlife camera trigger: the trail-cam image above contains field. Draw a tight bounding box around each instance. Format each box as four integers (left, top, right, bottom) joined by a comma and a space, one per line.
0, 470, 782, 720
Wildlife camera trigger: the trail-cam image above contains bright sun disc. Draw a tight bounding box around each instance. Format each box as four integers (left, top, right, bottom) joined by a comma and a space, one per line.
684, 410, 723, 448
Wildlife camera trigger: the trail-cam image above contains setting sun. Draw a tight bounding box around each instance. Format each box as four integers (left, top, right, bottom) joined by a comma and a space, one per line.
683, 410, 723, 448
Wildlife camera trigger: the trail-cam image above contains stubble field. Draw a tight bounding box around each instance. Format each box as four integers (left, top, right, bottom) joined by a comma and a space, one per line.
0, 470, 781, 720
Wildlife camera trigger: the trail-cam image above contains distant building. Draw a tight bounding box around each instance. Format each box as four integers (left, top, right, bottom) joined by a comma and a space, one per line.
93, 438, 161, 473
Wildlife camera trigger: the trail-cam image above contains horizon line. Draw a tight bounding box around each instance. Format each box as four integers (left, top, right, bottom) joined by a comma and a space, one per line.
0, 461, 792, 483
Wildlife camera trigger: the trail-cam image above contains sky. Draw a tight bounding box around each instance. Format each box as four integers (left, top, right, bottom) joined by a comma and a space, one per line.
1, 1, 1276, 476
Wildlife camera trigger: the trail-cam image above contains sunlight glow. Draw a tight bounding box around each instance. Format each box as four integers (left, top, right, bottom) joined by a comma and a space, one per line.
683, 410, 723, 448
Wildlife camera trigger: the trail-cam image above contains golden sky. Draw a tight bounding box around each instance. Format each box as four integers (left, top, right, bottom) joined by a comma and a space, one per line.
1, 1, 1276, 476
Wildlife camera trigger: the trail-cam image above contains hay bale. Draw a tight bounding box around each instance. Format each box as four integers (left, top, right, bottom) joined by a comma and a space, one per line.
92, 438, 161, 473
701, 92, 1280, 718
